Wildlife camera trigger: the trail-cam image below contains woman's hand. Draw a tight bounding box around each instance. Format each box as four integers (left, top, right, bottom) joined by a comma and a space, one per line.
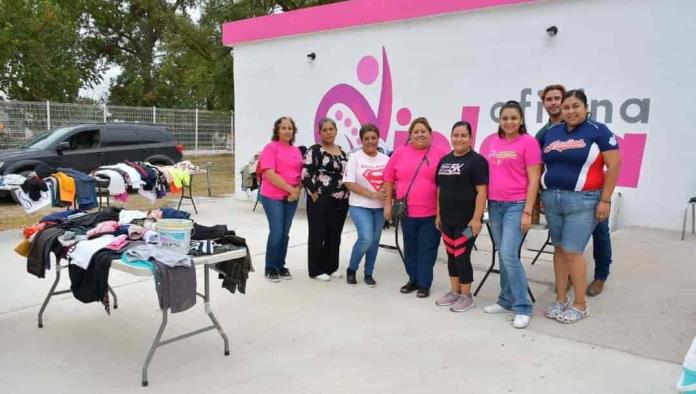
310, 192, 319, 202
288, 187, 301, 202
383, 206, 392, 222
435, 216, 442, 231
468, 218, 482, 237
371, 190, 386, 201
521, 212, 532, 233
596, 200, 610, 221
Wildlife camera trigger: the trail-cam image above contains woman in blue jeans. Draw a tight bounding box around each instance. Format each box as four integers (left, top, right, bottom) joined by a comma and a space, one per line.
480, 101, 542, 329
539, 90, 620, 323
342, 124, 390, 286
258, 117, 304, 283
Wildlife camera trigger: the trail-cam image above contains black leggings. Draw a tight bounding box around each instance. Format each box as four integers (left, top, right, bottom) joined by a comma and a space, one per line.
440, 223, 476, 284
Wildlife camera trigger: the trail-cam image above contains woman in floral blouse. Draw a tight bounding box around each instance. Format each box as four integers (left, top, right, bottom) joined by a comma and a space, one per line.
302, 117, 350, 281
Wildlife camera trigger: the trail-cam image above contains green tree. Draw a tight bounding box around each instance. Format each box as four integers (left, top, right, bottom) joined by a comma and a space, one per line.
83, 0, 344, 109
84, 0, 198, 107
149, 0, 345, 110
0, 0, 103, 101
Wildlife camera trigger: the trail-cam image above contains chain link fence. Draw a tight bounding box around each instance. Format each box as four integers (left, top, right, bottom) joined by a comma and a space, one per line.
0, 101, 234, 152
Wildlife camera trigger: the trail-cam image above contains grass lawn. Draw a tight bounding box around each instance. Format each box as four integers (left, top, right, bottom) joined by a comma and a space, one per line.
0, 153, 234, 231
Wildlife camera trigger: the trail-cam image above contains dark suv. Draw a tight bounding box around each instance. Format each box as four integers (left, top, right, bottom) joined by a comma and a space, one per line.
0, 123, 183, 176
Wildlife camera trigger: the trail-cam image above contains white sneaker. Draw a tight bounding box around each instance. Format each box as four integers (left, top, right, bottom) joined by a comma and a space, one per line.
330, 271, 343, 279
512, 314, 531, 329
313, 274, 331, 281
483, 303, 513, 314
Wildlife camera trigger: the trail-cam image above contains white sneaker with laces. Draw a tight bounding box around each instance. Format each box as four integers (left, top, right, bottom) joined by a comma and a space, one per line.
513, 314, 531, 329
483, 303, 513, 314
330, 271, 343, 279
313, 274, 331, 281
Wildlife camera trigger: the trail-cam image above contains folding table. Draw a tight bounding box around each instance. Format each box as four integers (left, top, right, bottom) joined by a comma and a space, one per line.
473, 216, 536, 303
36, 247, 247, 386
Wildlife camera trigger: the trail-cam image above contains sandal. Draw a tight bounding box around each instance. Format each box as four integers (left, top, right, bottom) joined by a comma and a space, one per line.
544, 302, 568, 319
556, 305, 590, 324
400, 281, 418, 294
416, 287, 430, 298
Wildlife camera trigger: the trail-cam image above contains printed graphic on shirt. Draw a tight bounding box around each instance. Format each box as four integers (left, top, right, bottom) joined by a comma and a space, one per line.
544, 139, 587, 153
489, 150, 518, 165
362, 168, 384, 191
438, 163, 465, 176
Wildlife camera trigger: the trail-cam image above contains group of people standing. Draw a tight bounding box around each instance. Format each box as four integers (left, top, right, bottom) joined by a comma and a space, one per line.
256, 83, 620, 329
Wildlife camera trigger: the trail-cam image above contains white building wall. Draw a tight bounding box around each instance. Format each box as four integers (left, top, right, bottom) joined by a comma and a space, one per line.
233, 0, 696, 230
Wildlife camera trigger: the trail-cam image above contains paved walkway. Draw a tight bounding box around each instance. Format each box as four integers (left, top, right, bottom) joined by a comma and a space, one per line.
0, 197, 691, 393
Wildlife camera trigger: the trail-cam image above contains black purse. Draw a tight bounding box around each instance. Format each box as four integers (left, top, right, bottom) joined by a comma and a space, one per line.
391, 149, 429, 223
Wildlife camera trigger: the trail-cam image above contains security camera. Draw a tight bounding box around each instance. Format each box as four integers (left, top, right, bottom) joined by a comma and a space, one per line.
307, 52, 316, 60
546, 25, 558, 37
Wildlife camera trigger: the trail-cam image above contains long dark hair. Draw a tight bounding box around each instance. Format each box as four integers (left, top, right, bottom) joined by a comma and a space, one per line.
271, 116, 297, 144
497, 100, 528, 138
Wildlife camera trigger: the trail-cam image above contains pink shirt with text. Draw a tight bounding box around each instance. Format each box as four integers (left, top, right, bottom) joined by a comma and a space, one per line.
259, 141, 303, 200
383, 144, 448, 217
480, 133, 541, 201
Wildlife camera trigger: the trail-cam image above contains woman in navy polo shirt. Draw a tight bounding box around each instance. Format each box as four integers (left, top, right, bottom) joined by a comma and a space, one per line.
539, 90, 621, 324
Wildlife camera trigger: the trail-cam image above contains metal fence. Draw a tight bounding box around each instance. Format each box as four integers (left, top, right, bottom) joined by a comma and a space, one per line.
0, 101, 234, 152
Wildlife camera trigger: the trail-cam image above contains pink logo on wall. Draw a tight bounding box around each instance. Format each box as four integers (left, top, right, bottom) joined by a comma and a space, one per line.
313, 48, 647, 188
313, 47, 456, 152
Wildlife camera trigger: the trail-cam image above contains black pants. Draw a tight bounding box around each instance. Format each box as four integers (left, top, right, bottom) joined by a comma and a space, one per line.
441, 223, 476, 284
306, 195, 348, 277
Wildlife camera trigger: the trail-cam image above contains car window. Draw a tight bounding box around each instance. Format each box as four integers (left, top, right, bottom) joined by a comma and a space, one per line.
102, 128, 139, 147
65, 130, 101, 151
21, 126, 80, 149
137, 129, 169, 143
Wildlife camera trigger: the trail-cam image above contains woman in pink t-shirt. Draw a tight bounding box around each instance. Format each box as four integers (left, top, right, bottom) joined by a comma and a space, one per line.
259, 116, 303, 283
384, 117, 448, 298
480, 101, 542, 329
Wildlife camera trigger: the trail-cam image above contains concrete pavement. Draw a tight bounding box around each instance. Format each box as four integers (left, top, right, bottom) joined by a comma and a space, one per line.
0, 196, 690, 393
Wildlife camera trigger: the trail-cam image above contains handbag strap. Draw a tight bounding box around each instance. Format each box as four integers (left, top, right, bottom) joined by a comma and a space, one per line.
403, 148, 430, 200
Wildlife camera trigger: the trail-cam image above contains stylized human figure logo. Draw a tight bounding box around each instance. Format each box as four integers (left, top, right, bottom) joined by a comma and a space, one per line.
313, 47, 393, 150
313, 47, 459, 152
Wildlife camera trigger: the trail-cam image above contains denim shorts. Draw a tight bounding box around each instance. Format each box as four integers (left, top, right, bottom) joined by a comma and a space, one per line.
540, 189, 600, 253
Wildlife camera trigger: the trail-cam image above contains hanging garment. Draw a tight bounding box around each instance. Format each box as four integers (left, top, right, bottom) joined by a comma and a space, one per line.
13, 184, 52, 214
57, 168, 97, 210
53, 172, 76, 206
93, 169, 127, 196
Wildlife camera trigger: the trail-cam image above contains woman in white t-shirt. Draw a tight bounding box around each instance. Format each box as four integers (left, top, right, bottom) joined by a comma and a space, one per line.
342, 124, 390, 287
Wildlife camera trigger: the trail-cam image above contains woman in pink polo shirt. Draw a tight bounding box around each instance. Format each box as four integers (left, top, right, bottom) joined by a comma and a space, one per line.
259, 116, 304, 283
480, 101, 542, 329
384, 117, 448, 298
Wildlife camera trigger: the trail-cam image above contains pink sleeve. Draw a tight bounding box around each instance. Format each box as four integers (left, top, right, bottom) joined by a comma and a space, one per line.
259, 143, 276, 171
524, 136, 542, 166
383, 149, 400, 182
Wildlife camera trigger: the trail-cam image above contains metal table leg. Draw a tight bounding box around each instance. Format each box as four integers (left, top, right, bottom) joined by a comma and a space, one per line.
38, 264, 62, 328
204, 264, 230, 356
177, 175, 198, 214
108, 285, 118, 309
140, 263, 229, 386
205, 162, 212, 197
141, 308, 168, 387
38, 262, 119, 327
474, 222, 498, 297
473, 222, 535, 303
